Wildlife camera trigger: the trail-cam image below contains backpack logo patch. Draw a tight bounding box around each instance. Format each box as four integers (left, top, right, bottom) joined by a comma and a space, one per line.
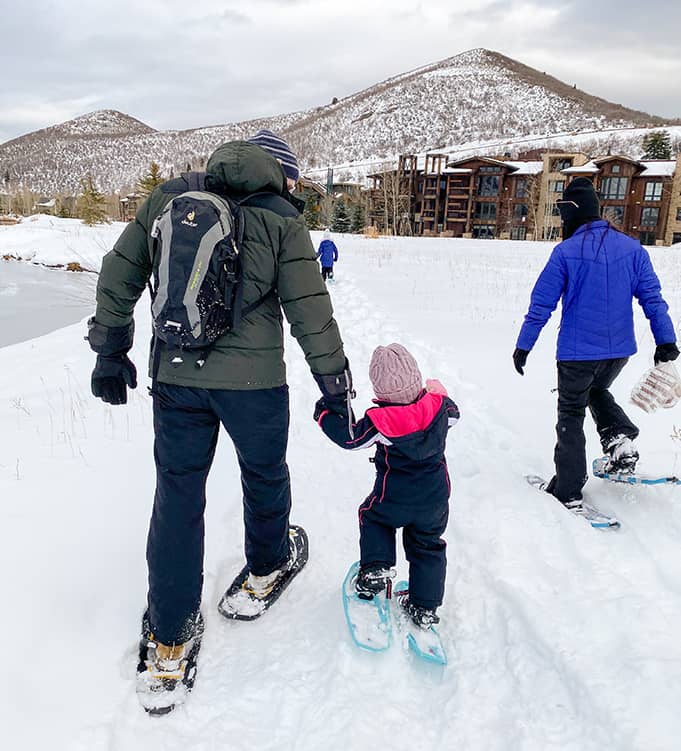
181, 209, 198, 228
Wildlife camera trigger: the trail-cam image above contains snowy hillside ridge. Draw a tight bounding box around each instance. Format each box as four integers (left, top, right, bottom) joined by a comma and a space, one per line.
1, 109, 155, 146
4, 219, 681, 750
304, 124, 681, 184
1, 48, 676, 195
48, 109, 157, 138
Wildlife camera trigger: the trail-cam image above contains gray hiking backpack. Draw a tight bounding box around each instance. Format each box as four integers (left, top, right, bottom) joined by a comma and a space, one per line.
149, 173, 260, 368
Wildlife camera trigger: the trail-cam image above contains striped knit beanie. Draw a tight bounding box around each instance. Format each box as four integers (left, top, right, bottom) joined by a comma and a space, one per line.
369, 343, 423, 405
247, 129, 299, 182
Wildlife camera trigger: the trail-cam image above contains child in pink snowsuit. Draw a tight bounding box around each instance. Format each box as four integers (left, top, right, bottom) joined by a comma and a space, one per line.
315, 343, 460, 627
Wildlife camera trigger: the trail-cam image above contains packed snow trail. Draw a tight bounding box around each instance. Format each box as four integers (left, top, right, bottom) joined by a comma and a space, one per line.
2, 223, 681, 750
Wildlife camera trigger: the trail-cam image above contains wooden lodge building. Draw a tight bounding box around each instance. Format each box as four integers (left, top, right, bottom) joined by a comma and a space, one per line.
366, 151, 681, 246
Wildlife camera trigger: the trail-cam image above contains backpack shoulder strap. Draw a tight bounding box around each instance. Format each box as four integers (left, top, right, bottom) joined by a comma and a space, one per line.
181, 171, 206, 192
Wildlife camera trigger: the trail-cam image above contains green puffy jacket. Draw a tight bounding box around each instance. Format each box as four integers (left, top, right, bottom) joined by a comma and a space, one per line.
94, 141, 346, 389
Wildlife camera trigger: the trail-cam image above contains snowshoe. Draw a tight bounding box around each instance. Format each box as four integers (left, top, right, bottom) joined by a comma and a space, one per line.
136, 611, 204, 716
593, 456, 681, 486
342, 561, 393, 652
218, 525, 308, 621
525, 474, 620, 529
393, 583, 446, 665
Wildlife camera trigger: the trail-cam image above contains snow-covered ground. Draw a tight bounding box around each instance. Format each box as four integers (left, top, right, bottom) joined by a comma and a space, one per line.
2, 218, 681, 751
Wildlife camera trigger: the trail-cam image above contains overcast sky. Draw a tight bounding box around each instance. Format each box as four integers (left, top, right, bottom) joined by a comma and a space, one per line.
1, 0, 679, 143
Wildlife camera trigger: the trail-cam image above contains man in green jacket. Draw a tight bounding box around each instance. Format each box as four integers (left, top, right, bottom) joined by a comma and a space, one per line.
87, 133, 351, 714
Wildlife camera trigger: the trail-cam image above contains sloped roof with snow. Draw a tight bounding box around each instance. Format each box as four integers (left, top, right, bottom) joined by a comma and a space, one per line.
562, 161, 599, 174
503, 161, 543, 175
639, 160, 677, 177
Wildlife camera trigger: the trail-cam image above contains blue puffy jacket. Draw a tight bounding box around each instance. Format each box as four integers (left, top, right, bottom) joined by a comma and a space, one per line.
516, 220, 676, 361
316, 239, 338, 267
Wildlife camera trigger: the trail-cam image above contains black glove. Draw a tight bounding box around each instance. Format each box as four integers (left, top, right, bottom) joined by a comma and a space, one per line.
91, 354, 138, 405
513, 348, 529, 376
654, 343, 680, 365
313, 360, 354, 413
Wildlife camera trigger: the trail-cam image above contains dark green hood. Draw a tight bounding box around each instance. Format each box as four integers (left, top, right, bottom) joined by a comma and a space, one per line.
206, 141, 287, 195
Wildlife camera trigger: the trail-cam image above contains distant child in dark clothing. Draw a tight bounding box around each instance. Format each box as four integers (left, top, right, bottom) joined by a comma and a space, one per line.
314, 343, 460, 628
316, 230, 338, 281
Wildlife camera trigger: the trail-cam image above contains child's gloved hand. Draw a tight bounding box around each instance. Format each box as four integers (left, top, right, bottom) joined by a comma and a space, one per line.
313, 398, 328, 421
314, 396, 348, 422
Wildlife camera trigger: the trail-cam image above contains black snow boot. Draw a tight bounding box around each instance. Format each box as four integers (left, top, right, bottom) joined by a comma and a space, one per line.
355, 563, 395, 601
604, 434, 639, 474
398, 594, 440, 630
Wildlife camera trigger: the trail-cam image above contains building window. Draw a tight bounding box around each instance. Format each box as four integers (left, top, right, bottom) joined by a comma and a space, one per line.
640, 231, 656, 245
474, 202, 497, 220
542, 226, 561, 240
549, 180, 565, 193
550, 158, 572, 172
510, 226, 527, 240
603, 205, 624, 225
472, 224, 496, 238
515, 178, 528, 198
600, 177, 628, 200
551, 204, 561, 216
513, 203, 528, 219
644, 182, 663, 201
641, 207, 660, 227
677, 207, 681, 222
476, 176, 499, 196
672, 232, 681, 245
479, 166, 500, 173
611, 164, 621, 174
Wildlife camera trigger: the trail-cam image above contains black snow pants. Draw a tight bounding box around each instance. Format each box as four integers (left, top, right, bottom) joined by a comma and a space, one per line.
147, 382, 291, 644
321, 266, 334, 281
549, 358, 639, 503
358, 450, 450, 610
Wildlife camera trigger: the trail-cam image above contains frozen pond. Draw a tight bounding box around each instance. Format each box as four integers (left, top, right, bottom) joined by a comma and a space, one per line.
0, 261, 97, 347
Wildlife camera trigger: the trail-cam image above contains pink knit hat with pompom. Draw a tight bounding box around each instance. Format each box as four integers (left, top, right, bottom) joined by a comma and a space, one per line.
369, 343, 423, 404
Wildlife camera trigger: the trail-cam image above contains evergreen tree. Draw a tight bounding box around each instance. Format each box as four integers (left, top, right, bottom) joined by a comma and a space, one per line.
303, 194, 321, 230
137, 162, 165, 196
642, 130, 672, 160
331, 199, 351, 233
350, 203, 365, 233
77, 175, 108, 226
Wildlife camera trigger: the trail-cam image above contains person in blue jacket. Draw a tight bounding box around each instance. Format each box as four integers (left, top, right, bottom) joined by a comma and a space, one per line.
316, 229, 338, 281
513, 177, 679, 506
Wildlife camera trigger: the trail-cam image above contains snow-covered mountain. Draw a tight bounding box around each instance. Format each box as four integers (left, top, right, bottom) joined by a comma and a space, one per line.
0, 48, 676, 195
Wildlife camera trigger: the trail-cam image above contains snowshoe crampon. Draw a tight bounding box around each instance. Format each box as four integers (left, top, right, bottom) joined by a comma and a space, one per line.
218, 525, 309, 621
136, 612, 204, 716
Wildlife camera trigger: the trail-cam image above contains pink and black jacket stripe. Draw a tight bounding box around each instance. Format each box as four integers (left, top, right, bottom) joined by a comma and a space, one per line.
317, 387, 460, 500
